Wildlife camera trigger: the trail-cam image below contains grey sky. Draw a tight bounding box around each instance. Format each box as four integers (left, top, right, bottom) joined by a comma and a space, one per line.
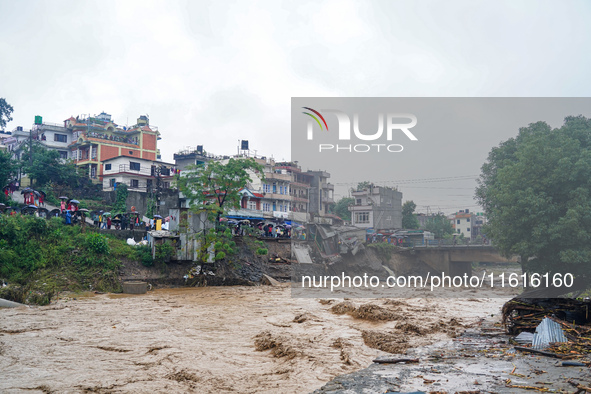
2, 0, 591, 212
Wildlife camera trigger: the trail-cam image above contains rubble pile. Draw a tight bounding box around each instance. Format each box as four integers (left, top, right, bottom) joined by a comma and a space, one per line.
502, 297, 591, 334
504, 297, 591, 360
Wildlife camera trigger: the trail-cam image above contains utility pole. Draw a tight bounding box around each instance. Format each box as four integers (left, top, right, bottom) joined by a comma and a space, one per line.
154, 165, 162, 216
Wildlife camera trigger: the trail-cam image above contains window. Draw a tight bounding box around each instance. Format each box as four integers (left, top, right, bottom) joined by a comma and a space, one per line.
457, 219, 460, 224
130, 162, 140, 171
466, 228, 470, 231
163, 182, 170, 189
264, 184, 271, 193
105, 164, 112, 171
356, 199, 362, 205
58, 151, 68, 160
457, 229, 461, 233
131, 179, 139, 188
54, 134, 68, 143
272, 183, 277, 193
466, 218, 470, 222
263, 203, 271, 212
355, 212, 370, 224
248, 201, 257, 210
129, 151, 134, 155
109, 179, 116, 187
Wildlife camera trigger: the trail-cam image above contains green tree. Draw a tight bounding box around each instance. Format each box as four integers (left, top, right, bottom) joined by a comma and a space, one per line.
402, 200, 419, 229
355, 181, 372, 191
0, 150, 16, 203
176, 158, 262, 267
0, 98, 13, 131
20, 144, 62, 186
113, 183, 128, 215
332, 197, 354, 221
176, 158, 264, 225
20, 144, 84, 188
476, 115, 591, 285
424, 213, 453, 239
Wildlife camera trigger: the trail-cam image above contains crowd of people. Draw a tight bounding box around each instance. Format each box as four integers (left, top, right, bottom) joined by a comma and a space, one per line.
226, 219, 306, 239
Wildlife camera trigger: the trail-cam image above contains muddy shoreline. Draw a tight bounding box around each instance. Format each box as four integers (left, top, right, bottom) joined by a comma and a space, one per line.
314, 321, 591, 393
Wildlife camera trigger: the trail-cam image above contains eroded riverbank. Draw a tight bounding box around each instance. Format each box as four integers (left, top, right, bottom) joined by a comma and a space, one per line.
1, 285, 508, 393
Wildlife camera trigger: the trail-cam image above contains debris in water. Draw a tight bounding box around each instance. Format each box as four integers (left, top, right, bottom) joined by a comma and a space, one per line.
254, 331, 298, 359
361, 330, 408, 354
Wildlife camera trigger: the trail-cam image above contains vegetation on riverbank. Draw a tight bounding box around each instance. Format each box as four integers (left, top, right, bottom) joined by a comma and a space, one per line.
0, 214, 139, 305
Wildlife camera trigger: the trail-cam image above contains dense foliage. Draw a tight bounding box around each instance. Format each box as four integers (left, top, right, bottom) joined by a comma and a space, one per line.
0, 150, 16, 203
402, 200, 419, 229
0, 215, 133, 302
476, 116, 591, 280
423, 213, 454, 239
176, 158, 264, 223
0, 97, 13, 131
113, 183, 129, 215
332, 197, 354, 221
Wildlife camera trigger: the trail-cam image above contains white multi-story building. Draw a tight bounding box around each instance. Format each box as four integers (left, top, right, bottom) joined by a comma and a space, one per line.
452, 209, 474, 239
101, 156, 175, 193
348, 185, 402, 230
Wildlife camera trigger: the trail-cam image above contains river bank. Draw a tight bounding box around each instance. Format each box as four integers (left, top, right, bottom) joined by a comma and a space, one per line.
1, 285, 509, 393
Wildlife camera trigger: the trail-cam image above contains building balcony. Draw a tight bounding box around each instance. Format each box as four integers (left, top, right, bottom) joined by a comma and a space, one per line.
261, 192, 291, 201
291, 195, 308, 203
264, 172, 291, 181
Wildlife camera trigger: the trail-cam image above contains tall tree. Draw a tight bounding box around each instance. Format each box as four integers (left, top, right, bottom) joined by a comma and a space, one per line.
176, 158, 264, 225
424, 213, 453, 239
0, 98, 14, 131
402, 200, 419, 229
0, 150, 16, 203
476, 115, 591, 284
20, 144, 63, 187
332, 197, 354, 221
20, 143, 85, 188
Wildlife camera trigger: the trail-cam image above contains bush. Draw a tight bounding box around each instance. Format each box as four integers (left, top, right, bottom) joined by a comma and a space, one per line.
154, 242, 175, 264
85, 233, 110, 255
136, 245, 154, 267
256, 248, 268, 255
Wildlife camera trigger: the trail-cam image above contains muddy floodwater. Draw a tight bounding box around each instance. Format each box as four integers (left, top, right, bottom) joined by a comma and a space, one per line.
0, 285, 508, 393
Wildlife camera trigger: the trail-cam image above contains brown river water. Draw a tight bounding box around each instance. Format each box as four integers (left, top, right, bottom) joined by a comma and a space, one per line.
0, 285, 509, 393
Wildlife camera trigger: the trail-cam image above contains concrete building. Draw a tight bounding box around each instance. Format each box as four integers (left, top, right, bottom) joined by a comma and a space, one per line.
452, 209, 474, 238
6, 113, 162, 182
348, 185, 402, 230
101, 156, 175, 193
68, 113, 161, 181
173, 146, 213, 171
472, 212, 487, 239
5, 122, 73, 161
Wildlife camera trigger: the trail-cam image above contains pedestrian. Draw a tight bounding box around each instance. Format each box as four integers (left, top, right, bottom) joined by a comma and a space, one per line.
65, 210, 72, 225
93, 213, 99, 227
107, 216, 112, 229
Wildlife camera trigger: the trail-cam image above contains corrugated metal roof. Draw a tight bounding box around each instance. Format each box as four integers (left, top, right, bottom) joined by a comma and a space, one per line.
532, 317, 567, 349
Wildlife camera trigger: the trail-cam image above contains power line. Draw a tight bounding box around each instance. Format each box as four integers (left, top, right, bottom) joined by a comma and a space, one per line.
334, 174, 479, 186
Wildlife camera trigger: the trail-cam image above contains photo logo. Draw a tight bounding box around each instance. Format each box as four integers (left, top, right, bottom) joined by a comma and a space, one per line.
303, 108, 418, 153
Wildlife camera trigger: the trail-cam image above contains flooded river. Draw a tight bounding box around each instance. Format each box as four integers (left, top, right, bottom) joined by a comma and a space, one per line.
0, 285, 508, 393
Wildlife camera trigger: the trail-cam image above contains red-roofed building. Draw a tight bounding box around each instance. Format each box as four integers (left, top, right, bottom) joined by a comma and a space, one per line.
67, 113, 161, 181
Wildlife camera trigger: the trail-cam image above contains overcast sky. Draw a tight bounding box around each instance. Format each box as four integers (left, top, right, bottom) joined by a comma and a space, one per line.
2, 0, 591, 213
